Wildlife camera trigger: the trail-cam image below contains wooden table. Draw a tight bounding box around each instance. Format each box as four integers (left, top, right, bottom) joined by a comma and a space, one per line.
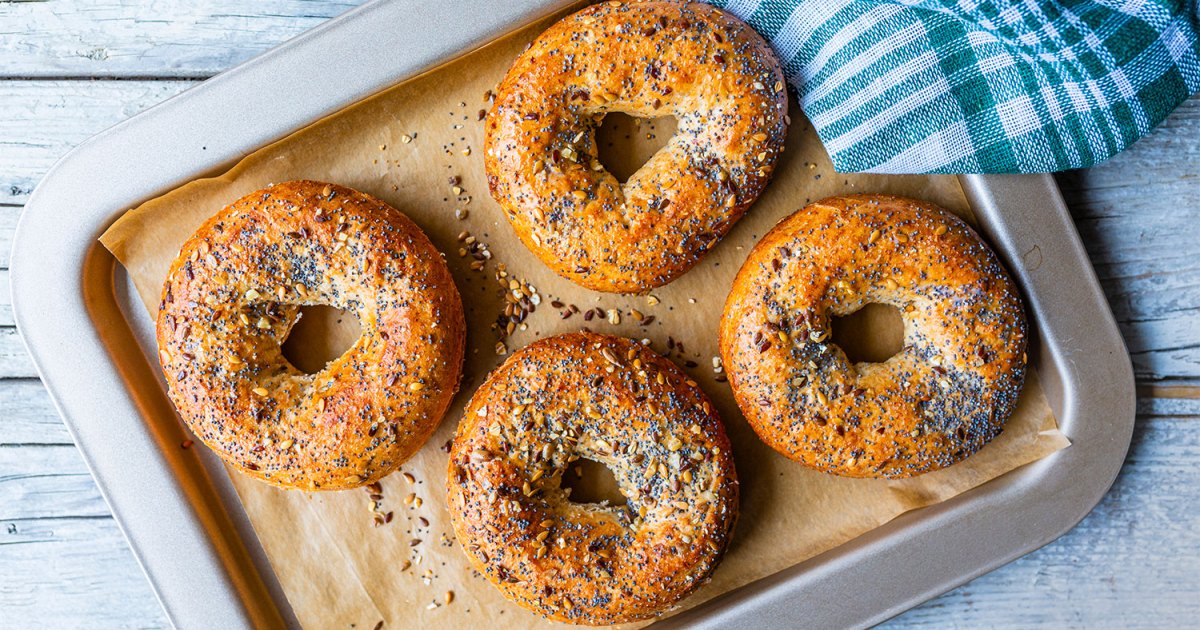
1, 2, 1196, 627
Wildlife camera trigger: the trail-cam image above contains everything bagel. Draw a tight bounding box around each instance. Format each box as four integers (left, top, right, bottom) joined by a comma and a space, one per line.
447, 332, 738, 624
156, 181, 465, 490
720, 195, 1027, 478
485, 1, 788, 293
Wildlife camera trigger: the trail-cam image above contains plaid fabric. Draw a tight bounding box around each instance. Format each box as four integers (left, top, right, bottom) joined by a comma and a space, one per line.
708, 0, 1200, 173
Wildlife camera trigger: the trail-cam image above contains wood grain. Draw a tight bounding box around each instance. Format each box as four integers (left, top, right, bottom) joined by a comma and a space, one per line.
0, 270, 13, 327
0, 0, 358, 78
1059, 97, 1200, 383
0, 328, 37, 379
0, 446, 111, 520
0, 378, 71, 445
1, 516, 170, 628
894, 412, 1200, 628
0, 81, 194, 205
0, 1, 1196, 627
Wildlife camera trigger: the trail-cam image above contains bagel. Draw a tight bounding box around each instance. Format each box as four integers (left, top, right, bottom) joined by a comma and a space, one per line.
720, 195, 1027, 478
485, 1, 788, 293
156, 181, 465, 490
447, 332, 738, 624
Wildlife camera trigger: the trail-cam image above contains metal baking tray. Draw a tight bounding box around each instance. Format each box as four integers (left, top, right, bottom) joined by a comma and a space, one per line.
10, 0, 1136, 627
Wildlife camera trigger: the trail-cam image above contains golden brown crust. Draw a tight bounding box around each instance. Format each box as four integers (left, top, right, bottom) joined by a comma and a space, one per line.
156, 181, 465, 491
720, 195, 1027, 478
485, 1, 788, 293
447, 332, 738, 625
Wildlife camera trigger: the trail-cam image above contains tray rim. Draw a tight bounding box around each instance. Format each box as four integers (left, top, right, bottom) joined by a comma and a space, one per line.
10, 1, 1136, 627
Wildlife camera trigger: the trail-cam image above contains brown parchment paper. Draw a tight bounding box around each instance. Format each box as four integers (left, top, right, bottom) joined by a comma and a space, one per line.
100, 11, 1069, 629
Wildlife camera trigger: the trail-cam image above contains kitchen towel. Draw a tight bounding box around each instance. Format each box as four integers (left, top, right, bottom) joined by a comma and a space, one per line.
710, 0, 1200, 173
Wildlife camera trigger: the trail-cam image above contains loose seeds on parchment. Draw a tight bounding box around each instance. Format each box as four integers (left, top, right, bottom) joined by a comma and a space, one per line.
365, 481, 394, 527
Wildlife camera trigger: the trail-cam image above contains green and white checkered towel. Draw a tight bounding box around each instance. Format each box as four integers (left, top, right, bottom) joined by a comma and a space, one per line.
708, 0, 1200, 173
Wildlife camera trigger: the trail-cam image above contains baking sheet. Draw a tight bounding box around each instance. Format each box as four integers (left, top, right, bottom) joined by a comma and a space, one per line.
99, 11, 1069, 629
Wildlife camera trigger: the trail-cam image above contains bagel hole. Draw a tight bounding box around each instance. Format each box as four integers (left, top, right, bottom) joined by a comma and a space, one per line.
831, 303, 905, 364
595, 112, 677, 183
281, 305, 362, 374
561, 458, 627, 506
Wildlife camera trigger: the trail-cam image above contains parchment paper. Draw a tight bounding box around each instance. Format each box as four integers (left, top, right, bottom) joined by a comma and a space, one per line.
100, 12, 1069, 628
